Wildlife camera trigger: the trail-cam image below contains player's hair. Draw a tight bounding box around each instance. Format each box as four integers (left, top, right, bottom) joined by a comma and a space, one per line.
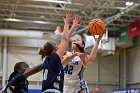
14, 62, 29, 72
39, 41, 57, 59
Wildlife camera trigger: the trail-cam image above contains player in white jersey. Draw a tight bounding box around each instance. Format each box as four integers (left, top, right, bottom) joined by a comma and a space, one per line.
62, 34, 104, 93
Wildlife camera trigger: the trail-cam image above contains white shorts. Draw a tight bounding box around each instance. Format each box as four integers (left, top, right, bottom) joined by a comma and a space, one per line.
64, 79, 89, 93
43, 89, 61, 93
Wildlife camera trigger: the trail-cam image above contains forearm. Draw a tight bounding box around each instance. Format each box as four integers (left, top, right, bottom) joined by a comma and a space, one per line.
68, 26, 76, 39
57, 23, 71, 59
60, 25, 74, 47
62, 53, 77, 65
88, 40, 100, 63
24, 64, 43, 78
62, 22, 70, 40
58, 26, 76, 59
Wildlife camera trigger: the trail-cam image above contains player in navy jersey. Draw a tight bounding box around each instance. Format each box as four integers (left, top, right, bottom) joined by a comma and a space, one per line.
0, 62, 29, 93
62, 33, 104, 93
39, 11, 81, 93
0, 61, 44, 93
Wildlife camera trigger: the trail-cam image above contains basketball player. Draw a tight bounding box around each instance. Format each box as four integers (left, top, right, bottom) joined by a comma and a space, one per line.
62, 33, 104, 93
0, 61, 45, 93
0, 62, 30, 93
39, 11, 80, 93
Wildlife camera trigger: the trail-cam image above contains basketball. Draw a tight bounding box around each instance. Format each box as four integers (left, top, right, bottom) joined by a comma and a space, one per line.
88, 19, 106, 35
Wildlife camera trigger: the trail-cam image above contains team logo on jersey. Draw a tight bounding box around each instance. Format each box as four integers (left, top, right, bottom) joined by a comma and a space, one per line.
69, 61, 78, 65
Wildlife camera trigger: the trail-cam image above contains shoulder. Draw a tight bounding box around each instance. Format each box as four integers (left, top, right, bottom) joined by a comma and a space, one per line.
51, 53, 61, 64
44, 53, 61, 63
45, 53, 62, 67
8, 72, 18, 81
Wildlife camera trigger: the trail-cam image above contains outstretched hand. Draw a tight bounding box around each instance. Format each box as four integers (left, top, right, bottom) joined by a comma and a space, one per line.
93, 32, 104, 42
63, 11, 73, 25
72, 15, 81, 29
68, 15, 81, 35
98, 32, 104, 40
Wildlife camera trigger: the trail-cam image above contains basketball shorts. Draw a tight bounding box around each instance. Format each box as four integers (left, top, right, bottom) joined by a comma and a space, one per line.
63, 79, 89, 93
43, 89, 61, 93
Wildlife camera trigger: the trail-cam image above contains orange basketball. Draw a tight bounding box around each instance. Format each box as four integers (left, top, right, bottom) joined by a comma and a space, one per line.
88, 19, 106, 35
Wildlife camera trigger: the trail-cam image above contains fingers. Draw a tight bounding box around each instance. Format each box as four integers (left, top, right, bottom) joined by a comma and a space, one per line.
63, 17, 65, 21
64, 11, 82, 30
66, 11, 73, 19
63, 11, 73, 24
73, 15, 80, 22
72, 15, 81, 28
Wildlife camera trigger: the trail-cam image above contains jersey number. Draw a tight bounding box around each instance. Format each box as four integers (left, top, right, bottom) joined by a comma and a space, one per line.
43, 69, 48, 80
64, 65, 73, 75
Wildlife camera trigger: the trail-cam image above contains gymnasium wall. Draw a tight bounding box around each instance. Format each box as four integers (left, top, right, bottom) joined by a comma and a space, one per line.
127, 46, 140, 88
0, 37, 2, 71
84, 54, 119, 93
0, 38, 2, 88
6, 37, 48, 89
7, 46, 42, 89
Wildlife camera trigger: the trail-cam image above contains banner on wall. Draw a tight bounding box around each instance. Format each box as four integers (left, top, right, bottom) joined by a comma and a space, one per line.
118, 26, 129, 42
129, 20, 140, 38
113, 88, 140, 93
116, 26, 133, 48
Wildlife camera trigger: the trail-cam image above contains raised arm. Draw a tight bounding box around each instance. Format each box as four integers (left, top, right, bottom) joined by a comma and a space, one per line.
56, 12, 80, 59
84, 33, 104, 65
23, 63, 43, 78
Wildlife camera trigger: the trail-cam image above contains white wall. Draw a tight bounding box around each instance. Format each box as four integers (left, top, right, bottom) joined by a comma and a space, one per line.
99, 55, 119, 84
8, 37, 48, 48
0, 37, 2, 71
127, 46, 140, 84
0, 38, 3, 88
7, 46, 43, 89
6, 37, 48, 89
84, 54, 119, 93
0, 48, 2, 77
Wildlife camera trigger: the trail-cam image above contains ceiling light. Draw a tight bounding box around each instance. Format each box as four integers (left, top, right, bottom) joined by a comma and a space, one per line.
126, 1, 134, 6
33, 21, 49, 24
30, 0, 71, 4
121, 11, 124, 14
4, 18, 21, 22
3, 18, 50, 24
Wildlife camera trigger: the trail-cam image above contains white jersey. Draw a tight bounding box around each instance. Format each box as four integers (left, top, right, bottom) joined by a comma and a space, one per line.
63, 52, 89, 93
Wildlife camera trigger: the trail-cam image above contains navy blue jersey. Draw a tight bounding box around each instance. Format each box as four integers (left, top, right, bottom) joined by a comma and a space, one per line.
42, 53, 64, 93
5, 72, 28, 93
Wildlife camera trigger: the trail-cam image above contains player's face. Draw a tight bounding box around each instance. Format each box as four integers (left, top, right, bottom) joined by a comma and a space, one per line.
20, 63, 29, 72
72, 37, 84, 49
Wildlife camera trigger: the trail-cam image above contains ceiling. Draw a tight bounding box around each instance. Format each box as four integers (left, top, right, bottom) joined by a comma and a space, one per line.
0, 0, 140, 37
